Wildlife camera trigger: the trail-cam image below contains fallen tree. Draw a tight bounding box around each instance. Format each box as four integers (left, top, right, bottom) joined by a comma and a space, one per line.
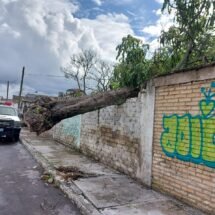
24, 87, 139, 134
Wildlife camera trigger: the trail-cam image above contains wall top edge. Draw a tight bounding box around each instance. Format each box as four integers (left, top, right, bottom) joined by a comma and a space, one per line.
153, 63, 215, 87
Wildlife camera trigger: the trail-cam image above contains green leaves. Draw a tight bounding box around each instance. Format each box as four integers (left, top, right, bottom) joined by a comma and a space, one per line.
160, 0, 215, 70
112, 35, 150, 88
112, 0, 215, 89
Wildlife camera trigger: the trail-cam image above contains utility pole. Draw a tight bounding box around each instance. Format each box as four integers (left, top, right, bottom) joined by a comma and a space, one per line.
18, 66, 25, 109
6, 81, 9, 100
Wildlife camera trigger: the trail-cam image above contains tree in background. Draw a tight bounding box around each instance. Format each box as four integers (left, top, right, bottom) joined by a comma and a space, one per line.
159, 0, 215, 70
111, 35, 150, 88
88, 60, 113, 92
112, 0, 215, 88
62, 50, 97, 95
62, 49, 113, 94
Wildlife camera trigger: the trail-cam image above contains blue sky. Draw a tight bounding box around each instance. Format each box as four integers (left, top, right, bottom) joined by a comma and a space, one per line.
0, 0, 170, 97
76, 0, 162, 36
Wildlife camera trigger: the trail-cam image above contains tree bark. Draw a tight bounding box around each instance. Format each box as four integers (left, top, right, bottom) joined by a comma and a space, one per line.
24, 87, 139, 134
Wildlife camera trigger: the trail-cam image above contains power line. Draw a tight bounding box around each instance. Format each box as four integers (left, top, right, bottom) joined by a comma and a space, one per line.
0, 79, 18, 84
1, 73, 66, 84
26, 73, 66, 78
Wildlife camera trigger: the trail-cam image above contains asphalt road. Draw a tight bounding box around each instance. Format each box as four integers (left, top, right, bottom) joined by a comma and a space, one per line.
0, 140, 81, 215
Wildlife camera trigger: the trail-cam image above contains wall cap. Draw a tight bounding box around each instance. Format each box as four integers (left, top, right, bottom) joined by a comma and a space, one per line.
153, 63, 215, 87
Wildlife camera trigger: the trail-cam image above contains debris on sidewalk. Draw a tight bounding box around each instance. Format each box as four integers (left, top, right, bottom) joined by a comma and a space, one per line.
41, 172, 54, 184
56, 166, 96, 181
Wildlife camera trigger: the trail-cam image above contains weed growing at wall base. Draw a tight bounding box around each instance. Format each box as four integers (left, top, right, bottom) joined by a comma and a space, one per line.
160, 82, 215, 168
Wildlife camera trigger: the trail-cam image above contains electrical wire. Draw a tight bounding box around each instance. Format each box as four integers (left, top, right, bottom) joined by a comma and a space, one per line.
26, 73, 65, 78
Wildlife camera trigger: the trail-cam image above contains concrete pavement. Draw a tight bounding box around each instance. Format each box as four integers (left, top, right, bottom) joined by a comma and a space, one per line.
20, 129, 207, 215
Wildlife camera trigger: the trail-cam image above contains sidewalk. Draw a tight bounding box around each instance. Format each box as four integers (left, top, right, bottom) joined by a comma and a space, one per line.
20, 129, 206, 215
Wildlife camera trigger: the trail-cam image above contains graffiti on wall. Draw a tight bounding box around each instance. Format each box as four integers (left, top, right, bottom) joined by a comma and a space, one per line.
53, 115, 81, 148
160, 82, 215, 168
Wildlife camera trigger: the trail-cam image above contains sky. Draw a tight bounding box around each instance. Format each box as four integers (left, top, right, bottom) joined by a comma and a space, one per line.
0, 0, 173, 98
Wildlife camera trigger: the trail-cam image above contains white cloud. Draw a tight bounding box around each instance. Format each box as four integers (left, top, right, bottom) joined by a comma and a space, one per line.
80, 13, 133, 61
141, 8, 175, 54
155, 0, 163, 4
0, 0, 138, 98
0, 23, 20, 38
143, 9, 174, 38
1, 0, 18, 4
92, 0, 103, 6
142, 25, 160, 37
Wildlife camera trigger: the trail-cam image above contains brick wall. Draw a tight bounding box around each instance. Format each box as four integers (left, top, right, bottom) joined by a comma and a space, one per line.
80, 97, 141, 178
152, 78, 215, 214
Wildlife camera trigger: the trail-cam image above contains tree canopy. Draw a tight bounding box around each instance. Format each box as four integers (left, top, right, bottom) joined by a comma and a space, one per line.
111, 0, 215, 88
160, 0, 215, 70
111, 35, 150, 88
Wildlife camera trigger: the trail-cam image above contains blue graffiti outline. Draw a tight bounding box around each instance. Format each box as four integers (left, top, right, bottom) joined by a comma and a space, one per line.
160, 82, 215, 168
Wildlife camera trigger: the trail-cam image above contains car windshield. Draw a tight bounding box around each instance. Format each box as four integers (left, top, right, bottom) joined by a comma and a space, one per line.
0, 106, 17, 116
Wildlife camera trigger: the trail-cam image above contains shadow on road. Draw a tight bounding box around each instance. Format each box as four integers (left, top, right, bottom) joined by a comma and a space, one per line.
0, 138, 18, 145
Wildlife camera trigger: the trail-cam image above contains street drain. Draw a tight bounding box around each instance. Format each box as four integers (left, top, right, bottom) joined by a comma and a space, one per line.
56, 166, 96, 181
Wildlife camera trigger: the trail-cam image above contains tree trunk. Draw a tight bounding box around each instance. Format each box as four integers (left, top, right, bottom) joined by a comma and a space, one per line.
175, 40, 193, 70
24, 87, 139, 134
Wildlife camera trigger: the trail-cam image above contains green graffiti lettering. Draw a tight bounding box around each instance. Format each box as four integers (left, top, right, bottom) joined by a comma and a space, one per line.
161, 116, 177, 155
202, 118, 215, 163
176, 116, 190, 156
160, 82, 215, 168
190, 118, 202, 159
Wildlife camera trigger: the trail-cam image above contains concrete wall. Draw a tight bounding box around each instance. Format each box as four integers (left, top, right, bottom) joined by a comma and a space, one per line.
80, 97, 141, 178
80, 86, 155, 185
152, 65, 215, 214
52, 115, 81, 149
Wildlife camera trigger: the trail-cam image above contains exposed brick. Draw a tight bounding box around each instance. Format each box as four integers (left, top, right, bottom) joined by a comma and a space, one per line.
152, 79, 215, 214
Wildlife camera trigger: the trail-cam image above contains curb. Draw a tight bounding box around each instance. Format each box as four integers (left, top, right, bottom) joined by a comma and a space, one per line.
20, 136, 101, 215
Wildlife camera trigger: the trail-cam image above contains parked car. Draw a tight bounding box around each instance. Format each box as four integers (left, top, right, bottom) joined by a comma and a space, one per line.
0, 105, 22, 141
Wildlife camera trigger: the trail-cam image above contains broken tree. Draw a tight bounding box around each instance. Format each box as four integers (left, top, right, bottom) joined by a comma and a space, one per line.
24, 87, 139, 134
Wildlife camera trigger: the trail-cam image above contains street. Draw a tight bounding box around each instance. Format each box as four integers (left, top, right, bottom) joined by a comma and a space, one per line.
0, 140, 81, 215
